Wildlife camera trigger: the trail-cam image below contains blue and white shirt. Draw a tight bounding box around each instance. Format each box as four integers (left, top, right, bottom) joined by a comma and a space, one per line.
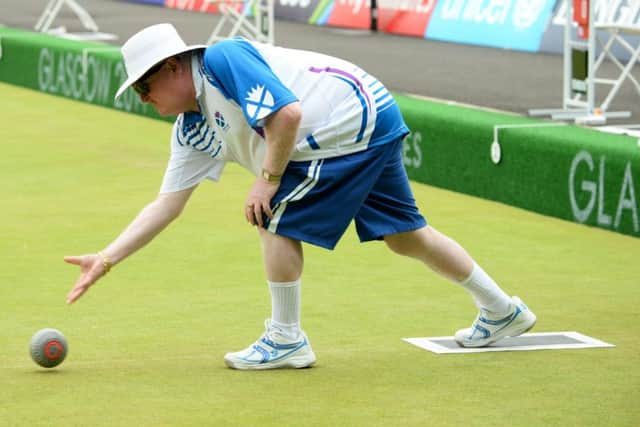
161, 38, 409, 193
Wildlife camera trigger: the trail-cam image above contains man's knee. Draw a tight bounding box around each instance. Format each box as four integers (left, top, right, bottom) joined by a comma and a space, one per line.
383, 227, 429, 257
384, 234, 406, 255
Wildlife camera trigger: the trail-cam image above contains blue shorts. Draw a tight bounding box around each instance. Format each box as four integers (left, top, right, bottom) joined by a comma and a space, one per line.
265, 138, 427, 249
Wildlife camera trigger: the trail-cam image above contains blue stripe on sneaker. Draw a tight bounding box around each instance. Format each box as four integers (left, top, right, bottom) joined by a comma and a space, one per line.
252, 345, 270, 363
478, 308, 518, 326
261, 336, 305, 350
244, 338, 308, 364
473, 324, 491, 339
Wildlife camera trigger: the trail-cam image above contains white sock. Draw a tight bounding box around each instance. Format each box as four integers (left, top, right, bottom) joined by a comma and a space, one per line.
458, 263, 512, 314
268, 279, 301, 338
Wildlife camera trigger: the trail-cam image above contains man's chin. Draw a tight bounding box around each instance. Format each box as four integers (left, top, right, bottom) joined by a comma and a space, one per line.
154, 108, 174, 117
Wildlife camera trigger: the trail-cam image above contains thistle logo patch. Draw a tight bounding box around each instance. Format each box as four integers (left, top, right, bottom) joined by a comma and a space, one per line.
245, 85, 274, 121
214, 111, 230, 131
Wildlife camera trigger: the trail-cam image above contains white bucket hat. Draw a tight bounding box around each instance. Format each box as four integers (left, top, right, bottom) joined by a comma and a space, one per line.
115, 23, 206, 100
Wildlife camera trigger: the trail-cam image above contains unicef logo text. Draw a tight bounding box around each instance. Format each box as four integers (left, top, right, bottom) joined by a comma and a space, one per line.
440, 0, 551, 28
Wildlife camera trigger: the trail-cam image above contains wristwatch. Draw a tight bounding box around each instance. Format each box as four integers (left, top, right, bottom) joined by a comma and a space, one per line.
261, 168, 282, 183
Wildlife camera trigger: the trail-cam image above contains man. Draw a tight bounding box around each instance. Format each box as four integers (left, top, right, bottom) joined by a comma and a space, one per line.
65, 23, 536, 370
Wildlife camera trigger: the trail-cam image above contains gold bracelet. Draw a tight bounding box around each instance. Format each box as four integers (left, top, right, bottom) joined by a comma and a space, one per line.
261, 168, 282, 183
97, 251, 112, 274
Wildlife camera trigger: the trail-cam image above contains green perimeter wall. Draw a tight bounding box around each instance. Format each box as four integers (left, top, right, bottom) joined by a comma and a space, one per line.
1, 27, 639, 238
0, 26, 169, 123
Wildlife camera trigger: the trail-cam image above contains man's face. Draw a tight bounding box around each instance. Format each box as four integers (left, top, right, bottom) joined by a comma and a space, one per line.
135, 58, 196, 116
132, 61, 166, 98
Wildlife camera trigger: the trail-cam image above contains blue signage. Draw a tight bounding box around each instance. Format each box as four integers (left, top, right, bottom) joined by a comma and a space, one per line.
426, 0, 558, 52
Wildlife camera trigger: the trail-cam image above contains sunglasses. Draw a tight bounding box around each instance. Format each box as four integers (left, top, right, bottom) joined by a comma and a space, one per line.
131, 61, 166, 96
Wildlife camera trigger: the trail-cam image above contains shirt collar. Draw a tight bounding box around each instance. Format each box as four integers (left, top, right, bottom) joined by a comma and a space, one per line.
185, 52, 206, 126
191, 52, 204, 99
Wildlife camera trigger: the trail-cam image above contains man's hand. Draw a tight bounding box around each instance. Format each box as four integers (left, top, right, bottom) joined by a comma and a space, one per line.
64, 254, 108, 304
62, 188, 196, 305
245, 178, 279, 227
246, 102, 301, 227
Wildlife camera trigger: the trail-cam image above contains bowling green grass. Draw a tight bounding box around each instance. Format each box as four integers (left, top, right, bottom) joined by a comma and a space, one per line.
1, 83, 638, 427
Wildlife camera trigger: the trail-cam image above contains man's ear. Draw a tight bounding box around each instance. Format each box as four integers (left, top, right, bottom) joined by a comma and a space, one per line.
166, 58, 178, 72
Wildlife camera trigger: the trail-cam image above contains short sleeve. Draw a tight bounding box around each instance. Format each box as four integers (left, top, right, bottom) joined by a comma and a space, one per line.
160, 119, 227, 193
202, 39, 298, 127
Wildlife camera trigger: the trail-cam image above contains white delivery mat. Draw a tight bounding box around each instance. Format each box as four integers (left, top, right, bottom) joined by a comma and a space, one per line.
404, 332, 615, 354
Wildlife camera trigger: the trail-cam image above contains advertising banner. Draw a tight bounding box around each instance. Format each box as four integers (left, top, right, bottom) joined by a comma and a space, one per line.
325, 0, 371, 29
378, 0, 437, 36
275, 0, 323, 23
164, 0, 224, 13
318, 0, 436, 35
425, 0, 557, 52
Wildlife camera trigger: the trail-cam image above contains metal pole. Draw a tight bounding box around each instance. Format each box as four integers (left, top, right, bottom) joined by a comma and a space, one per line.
370, 0, 378, 32
562, 1, 571, 110
587, 0, 595, 113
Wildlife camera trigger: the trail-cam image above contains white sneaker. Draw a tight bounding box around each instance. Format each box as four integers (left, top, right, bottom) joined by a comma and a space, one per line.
455, 296, 537, 348
224, 320, 316, 370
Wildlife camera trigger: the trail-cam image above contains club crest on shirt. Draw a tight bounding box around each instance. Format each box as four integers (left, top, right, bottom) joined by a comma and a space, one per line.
214, 111, 231, 132
245, 84, 274, 121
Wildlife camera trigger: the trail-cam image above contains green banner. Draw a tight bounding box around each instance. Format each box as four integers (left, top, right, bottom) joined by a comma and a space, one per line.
397, 95, 639, 238
0, 27, 170, 122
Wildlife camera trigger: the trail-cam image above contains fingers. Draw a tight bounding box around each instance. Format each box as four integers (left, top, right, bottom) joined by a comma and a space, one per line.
66, 282, 88, 304
63, 256, 82, 265
245, 204, 255, 225
66, 272, 92, 304
245, 203, 263, 227
64, 254, 103, 304
254, 203, 264, 228
245, 178, 279, 227
245, 201, 273, 227
66, 268, 103, 304
263, 202, 273, 220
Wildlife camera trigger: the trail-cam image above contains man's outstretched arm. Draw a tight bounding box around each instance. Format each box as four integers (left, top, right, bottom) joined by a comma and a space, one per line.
65, 186, 196, 304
